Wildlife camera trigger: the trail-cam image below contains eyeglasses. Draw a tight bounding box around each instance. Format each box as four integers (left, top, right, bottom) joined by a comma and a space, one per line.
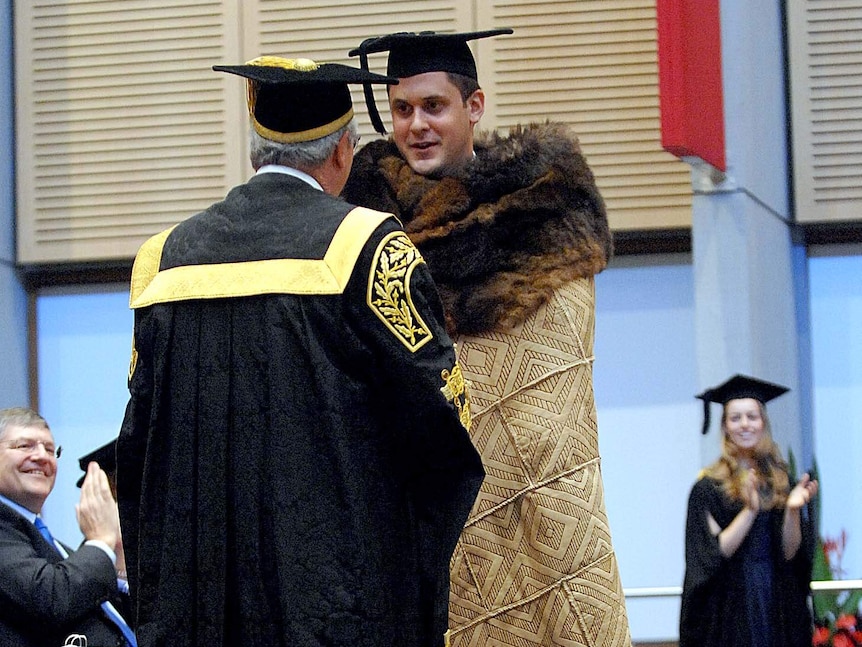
350, 133, 362, 150
2, 439, 62, 459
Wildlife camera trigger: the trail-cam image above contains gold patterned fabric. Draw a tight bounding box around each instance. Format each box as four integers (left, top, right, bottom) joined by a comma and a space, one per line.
448, 278, 631, 647
367, 231, 433, 352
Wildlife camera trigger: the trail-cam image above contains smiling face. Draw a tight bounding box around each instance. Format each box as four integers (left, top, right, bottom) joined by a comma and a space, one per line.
0, 423, 58, 513
721, 398, 767, 458
388, 71, 484, 177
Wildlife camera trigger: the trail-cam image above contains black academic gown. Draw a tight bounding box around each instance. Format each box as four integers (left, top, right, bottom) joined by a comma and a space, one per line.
117, 172, 484, 647
679, 477, 814, 647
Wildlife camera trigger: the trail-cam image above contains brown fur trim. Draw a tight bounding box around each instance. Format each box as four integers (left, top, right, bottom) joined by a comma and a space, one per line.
342, 121, 612, 335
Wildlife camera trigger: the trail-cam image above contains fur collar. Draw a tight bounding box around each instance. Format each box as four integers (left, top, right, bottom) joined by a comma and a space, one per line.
342, 121, 612, 335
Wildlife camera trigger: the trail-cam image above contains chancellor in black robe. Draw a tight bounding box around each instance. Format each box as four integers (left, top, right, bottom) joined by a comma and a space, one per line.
117, 171, 484, 647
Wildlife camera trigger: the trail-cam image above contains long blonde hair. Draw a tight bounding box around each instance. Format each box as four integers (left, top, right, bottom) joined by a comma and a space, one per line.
702, 401, 790, 509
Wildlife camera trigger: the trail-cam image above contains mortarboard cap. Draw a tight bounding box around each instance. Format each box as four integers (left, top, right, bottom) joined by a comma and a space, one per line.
213, 56, 398, 144
76, 439, 117, 488
695, 374, 789, 435
348, 29, 513, 134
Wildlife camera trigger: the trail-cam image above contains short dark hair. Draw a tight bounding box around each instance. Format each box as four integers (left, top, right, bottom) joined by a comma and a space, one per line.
387, 72, 480, 104
446, 72, 481, 102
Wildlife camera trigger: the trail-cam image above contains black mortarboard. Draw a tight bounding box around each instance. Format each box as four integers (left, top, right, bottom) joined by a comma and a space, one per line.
695, 374, 789, 434
213, 56, 397, 144
76, 439, 117, 488
348, 29, 513, 134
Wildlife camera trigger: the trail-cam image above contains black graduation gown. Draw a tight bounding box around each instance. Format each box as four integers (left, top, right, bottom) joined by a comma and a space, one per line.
679, 476, 814, 647
116, 172, 484, 647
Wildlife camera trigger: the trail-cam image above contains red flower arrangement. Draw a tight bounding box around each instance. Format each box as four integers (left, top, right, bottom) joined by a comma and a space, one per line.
790, 458, 861, 647
813, 613, 862, 647
812, 531, 862, 647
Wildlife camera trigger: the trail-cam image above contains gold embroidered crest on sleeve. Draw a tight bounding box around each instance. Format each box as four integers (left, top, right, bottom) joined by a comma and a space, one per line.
440, 362, 472, 431
367, 231, 433, 352
128, 335, 138, 384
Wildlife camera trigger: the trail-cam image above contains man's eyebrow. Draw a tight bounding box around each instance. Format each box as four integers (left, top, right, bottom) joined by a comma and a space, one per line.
8, 436, 54, 444
392, 93, 447, 102
3, 432, 54, 443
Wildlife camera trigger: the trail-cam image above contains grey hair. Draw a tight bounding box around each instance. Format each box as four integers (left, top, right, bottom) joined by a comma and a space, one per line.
0, 407, 50, 440
249, 119, 357, 172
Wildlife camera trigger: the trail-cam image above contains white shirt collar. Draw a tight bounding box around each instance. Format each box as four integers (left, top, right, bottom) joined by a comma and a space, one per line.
256, 164, 322, 191
0, 493, 37, 522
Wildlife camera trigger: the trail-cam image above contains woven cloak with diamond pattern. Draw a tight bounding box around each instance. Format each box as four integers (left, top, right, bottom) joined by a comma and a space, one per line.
342, 120, 632, 646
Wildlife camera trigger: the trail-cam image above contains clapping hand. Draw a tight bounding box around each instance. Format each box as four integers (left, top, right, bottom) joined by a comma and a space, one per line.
787, 472, 818, 510
742, 468, 761, 512
76, 461, 121, 549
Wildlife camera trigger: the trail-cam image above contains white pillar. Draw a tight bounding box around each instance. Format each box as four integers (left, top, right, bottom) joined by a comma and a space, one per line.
0, 0, 30, 410
689, 0, 814, 474
692, 185, 812, 472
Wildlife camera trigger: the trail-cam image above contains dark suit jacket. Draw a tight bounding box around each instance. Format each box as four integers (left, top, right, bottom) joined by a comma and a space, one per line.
0, 501, 129, 647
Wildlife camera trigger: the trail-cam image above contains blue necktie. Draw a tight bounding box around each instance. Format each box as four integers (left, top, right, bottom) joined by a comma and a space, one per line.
34, 517, 137, 647
33, 516, 55, 548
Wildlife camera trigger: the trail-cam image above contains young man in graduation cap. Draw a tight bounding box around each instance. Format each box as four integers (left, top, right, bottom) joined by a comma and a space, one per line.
116, 56, 483, 647
680, 374, 818, 647
342, 31, 632, 646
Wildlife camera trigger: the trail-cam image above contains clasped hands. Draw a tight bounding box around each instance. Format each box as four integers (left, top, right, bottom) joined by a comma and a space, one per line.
742, 468, 818, 512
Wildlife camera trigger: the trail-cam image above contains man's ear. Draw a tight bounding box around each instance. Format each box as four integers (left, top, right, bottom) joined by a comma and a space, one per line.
333, 131, 353, 172
467, 89, 485, 126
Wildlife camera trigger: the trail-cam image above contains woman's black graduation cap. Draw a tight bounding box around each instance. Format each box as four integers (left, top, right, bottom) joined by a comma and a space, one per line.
213, 56, 397, 143
348, 29, 513, 134
696, 374, 789, 434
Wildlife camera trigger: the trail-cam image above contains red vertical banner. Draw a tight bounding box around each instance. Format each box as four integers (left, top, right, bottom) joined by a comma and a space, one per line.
657, 0, 726, 171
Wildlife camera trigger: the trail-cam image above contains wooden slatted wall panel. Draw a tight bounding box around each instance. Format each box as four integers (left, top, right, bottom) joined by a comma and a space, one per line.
480, 0, 692, 231
788, 0, 862, 224
15, 0, 243, 263
16, 0, 694, 265
246, 0, 471, 140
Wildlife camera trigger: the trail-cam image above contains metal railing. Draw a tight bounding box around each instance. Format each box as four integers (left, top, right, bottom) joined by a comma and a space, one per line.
624, 580, 862, 598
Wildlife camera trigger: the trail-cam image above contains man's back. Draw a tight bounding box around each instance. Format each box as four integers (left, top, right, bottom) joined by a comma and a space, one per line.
118, 172, 483, 647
